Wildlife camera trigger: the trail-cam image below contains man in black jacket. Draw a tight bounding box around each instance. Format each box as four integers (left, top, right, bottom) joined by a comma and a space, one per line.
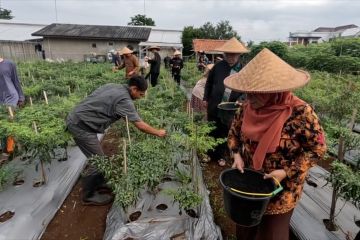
146, 46, 161, 87
170, 50, 184, 85
203, 37, 249, 166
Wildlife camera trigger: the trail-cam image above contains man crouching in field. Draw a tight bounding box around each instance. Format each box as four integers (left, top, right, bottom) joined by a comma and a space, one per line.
66, 75, 166, 205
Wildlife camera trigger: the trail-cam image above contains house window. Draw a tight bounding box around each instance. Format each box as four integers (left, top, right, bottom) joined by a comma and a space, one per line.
92, 43, 97, 48
108, 42, 114, 46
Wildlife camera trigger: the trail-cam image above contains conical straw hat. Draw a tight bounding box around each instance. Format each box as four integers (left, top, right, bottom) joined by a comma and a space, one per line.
148, 46, 160, 51
224, 48, 310, 93
174, 50, 181, 55
215, 37, 249, 53
120, 47, 133, 55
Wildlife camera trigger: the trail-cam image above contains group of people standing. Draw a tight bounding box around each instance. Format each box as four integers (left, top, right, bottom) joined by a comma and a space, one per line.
112, 46, 184, 86
1, 36, 328, 240
190, 37, 327, 240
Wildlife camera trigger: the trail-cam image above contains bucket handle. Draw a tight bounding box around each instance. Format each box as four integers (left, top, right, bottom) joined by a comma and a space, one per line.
229, 177, 283, 197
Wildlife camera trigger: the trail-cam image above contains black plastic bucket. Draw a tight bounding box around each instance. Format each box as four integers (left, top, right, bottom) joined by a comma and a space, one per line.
219, 168, 283, 227
217, 102, 240, 127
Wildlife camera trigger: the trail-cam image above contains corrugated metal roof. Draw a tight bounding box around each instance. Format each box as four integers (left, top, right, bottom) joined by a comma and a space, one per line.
313, 24, 358, 33
0, 21, 46, 41
139, 28, 182, 48
341, 27, 360, 37
32, 23, 151, 41
139, 41, 183, 48
192, 39, 227, 53
146, 29, 182, 44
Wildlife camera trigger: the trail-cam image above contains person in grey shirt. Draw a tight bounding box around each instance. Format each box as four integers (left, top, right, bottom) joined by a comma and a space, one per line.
0, 57, 25, 158
0, 57, 25, 107
66, 75, 166, 205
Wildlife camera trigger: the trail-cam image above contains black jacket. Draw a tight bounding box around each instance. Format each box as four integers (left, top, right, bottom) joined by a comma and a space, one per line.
170, 57, 183, 72
203, 60, 243, 119
148, 52, 161, 73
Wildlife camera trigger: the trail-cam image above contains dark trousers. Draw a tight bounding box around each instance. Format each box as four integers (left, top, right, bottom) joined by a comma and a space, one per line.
149, 72, 159, 87
172, 69, 181, 85
236, 210, 294, 240
207, 114, 229, 161
66, 120, 105, 198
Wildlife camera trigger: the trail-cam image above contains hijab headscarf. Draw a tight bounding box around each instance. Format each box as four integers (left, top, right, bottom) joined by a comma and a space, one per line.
241, 92, 306, 170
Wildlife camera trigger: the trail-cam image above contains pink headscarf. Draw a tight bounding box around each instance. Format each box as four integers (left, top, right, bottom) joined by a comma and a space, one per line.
241, 92, 306, 170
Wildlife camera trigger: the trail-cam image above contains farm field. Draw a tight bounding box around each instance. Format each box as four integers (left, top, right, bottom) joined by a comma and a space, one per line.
1, 39, 360, 239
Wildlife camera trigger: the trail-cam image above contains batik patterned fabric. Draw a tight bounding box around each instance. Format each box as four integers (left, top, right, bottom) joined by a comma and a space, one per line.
228, 104, 327, 215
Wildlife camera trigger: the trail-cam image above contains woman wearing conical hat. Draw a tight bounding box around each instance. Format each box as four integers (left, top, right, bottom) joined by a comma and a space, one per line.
191, 63, 214, 113
203, 37, 249, 166
116, 47, 139, 79
226, 48, 327, 240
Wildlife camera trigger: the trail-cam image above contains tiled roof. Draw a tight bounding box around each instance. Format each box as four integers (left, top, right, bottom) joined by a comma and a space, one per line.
192, 39, 227, 52
32, 23, 151, 41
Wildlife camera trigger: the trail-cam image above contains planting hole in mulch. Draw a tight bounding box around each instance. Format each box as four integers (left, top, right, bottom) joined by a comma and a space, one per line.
129, 211, 142, 222
20, 155, 31, 161
57, 157, 68, 162
33, 180, 45, 187
180, 160, 189, 165
162, 177, 173, 182
306, 178, 318, 188
185, 209, 199, 218
355, 220, 360, 228
323, 219, 338, 231
0, 211, 15, 223
13, 179, 25, 186
170, 232, 186, 240
156, 204, 168, 211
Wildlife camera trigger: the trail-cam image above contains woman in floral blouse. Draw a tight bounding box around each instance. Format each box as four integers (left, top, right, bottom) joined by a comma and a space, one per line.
224, 48, 327, 240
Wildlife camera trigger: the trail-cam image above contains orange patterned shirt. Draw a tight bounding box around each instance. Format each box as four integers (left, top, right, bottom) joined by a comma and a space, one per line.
228, 104, 327, 215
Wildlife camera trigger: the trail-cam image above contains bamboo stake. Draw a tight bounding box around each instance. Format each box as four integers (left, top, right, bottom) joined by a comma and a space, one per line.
43, 91, 48, 105
32, 121, 46, 184
68, 86, 71, 95
29, 97, 33, 106
123, 139, 127, 174
349, 108, 358, 130
7, 106, 14, 119
125, 115, 131, 145
32, 121, 38, 134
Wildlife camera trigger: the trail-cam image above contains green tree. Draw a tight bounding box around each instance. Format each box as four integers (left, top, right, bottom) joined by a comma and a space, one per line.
128, 14, 155, 26
199, 22, 216, 39
182, 20, 241, 56
0, 8, 13, 19
181, 26, 203, 56
214, 20, 240, 40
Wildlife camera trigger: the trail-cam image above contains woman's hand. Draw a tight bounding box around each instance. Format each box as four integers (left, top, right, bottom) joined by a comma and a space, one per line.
264, 169, 287, 182
232, 153, 244, 173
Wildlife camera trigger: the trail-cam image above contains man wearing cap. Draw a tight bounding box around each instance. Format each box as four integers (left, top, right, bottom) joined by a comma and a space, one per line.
116, 47, 139, 79
203, 37, 249, 166
227, 48, 326, 240
146, 46, 161, 87
170, 50, 183, 85
66, 75, 166, 205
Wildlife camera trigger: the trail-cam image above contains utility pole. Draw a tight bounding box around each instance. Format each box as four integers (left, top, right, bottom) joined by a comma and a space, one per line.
143, 0, 146, 15
54, 0, 58, 22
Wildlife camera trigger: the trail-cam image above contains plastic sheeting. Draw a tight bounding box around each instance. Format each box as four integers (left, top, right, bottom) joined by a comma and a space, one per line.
103, 159, 222, 240
0, 135, 103, 240
291, 166, 360, 240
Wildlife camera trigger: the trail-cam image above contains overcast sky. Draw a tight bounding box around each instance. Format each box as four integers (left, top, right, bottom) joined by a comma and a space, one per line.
2, 0, 360, 42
